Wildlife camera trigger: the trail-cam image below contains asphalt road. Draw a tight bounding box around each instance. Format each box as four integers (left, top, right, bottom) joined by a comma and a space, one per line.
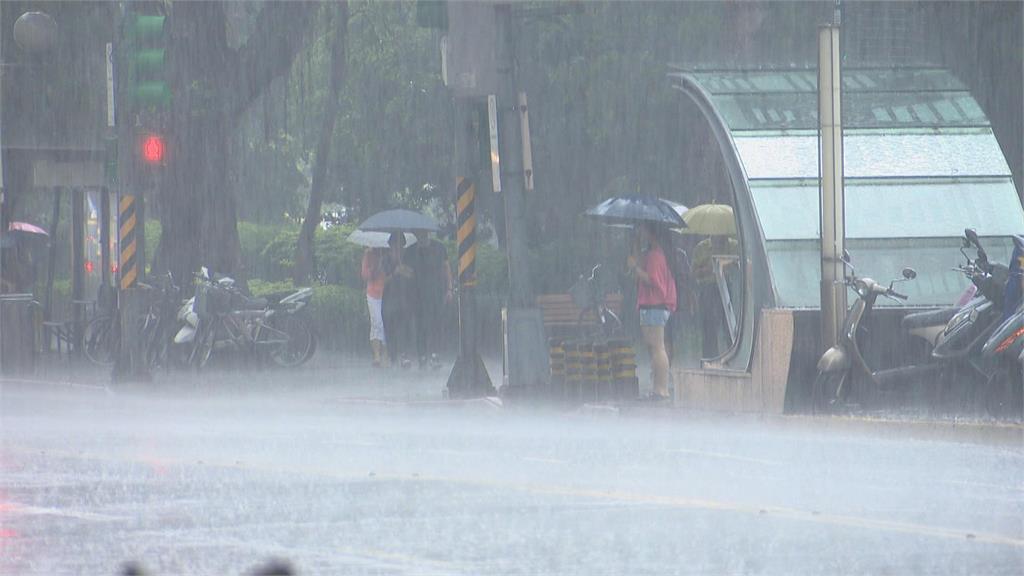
1, 368, 1022, 575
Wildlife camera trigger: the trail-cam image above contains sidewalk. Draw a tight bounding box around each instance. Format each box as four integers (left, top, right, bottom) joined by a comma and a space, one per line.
4, 352, 1020, 448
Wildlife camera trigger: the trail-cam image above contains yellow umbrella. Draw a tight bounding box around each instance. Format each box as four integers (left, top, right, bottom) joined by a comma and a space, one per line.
681, 203, 736, 236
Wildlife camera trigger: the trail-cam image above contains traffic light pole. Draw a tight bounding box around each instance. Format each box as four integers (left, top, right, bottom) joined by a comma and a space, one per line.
112, 4, 150, 383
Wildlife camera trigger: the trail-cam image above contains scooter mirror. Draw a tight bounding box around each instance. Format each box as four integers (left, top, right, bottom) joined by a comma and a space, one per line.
902, 268, 917, 280
965, 228, 980, 246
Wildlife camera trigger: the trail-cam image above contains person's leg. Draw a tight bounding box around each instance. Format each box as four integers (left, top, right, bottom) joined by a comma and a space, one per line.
368, 295, 385, 367
642, 324, 670, 398
382, 298, 398, 366
414, 293, 429, 367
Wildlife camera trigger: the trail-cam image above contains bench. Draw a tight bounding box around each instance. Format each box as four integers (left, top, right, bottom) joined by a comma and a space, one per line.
537, 293, 624, 336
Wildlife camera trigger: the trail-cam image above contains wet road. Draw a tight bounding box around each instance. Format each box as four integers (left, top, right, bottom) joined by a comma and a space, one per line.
1, 373, 1022, 575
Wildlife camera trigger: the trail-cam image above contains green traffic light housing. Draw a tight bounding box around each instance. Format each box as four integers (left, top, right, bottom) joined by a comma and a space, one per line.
129, 14, 165, 40
126, 13, 169, 107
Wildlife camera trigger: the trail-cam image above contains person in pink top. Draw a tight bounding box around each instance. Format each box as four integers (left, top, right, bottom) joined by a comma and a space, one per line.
361, 247, 389, 367
627, 222, 677, 400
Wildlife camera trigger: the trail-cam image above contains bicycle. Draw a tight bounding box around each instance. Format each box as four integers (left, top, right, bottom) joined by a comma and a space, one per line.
188, 272, 315, 369
82, 287, 119, 366
569, 264, 623, 339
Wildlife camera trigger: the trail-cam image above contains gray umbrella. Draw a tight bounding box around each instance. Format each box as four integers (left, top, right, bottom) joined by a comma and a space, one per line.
358, 209, 440, 233
584, 195, 687, 227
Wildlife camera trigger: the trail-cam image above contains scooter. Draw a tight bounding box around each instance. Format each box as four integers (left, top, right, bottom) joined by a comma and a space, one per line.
901, 228, 1008, 349
976, 236, 1024, 419
930, 229, 1010, 362
814, 252, 943, 411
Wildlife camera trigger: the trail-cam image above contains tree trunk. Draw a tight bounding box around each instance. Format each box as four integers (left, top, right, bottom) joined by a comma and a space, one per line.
293, 2, 349, 285
161, 1, 315, 286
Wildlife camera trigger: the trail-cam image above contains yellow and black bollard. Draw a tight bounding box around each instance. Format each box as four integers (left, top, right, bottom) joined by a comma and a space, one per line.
611, 339, 639, 400
548, 338, 566, 400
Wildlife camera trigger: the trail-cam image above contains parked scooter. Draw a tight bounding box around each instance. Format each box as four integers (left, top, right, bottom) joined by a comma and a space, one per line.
814, 251, 938, 411
902, 228, 1008, 349
173, 268, 316, 369
976, 235, 1024, 419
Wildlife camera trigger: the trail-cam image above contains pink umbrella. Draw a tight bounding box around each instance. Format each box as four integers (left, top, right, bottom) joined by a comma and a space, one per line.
8, 221, 48, 236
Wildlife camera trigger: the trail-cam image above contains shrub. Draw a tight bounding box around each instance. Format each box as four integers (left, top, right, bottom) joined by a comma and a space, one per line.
238, 222, 284, 280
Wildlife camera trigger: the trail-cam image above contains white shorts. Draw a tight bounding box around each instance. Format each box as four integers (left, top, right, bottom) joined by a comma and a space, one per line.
367, 295, 385, 343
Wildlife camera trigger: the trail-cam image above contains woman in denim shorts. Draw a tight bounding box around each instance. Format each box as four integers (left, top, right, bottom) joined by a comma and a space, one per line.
627, 223, 677, 400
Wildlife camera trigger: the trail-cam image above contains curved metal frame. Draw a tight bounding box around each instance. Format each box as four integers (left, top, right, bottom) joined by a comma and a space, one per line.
670, 73, 777, 372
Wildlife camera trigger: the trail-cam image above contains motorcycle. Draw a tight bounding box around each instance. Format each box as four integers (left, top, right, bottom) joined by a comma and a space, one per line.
901, 228, 1008, 349
174, 269, 317, 369
814, 251, 941, 411
976, 235, 1024, 419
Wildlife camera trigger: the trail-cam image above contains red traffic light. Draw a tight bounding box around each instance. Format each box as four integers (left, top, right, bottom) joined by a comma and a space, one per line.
141, 134, 165, 165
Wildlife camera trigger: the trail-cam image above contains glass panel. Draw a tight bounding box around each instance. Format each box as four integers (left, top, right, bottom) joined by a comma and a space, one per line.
710, 91, 987, 130
750, 178, 1024, 241
689, 69, 965, 95
734, 131, 1011, 179
766, 238, 1015, 308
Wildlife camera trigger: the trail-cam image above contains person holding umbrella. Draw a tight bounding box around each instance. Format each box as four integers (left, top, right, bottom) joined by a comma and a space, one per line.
357, 209, 441, 370
351, 230, 417, 368
585, 195, 685, 401
404, 230, 452, 370
382, 233, 416, 369
685, 203, 739, 358
627, 222, 677, 401
361, 245, 389, 367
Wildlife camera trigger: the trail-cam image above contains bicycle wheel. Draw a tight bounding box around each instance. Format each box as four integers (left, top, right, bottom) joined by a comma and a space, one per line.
83, 315, 118, 366
267, 314, 316, 367
189, 319, 216, 369
143, 316, 167, 370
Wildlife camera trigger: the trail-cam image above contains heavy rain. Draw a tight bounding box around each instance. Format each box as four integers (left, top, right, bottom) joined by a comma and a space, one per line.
0, 1, 1022, 575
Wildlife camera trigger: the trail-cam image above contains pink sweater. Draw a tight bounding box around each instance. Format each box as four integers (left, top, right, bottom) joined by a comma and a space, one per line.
636, 244, 677, 313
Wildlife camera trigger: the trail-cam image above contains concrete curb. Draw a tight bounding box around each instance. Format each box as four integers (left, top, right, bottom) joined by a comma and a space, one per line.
608, 403, 1024, 448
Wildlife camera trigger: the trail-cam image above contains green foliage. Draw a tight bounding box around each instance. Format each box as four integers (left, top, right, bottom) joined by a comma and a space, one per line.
259, 227, 301, 281
238, 222, 284, 279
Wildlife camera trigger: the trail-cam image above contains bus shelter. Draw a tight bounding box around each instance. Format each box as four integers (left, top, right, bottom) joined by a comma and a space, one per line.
668, 67, 1024, 413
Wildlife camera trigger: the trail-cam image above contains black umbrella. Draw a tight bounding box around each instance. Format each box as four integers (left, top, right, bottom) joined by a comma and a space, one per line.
584, 195, 687, 227
358, 209, 440, 233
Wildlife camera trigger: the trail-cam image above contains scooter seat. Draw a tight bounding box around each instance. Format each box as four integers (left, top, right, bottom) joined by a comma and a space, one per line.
901, 307, 959, 330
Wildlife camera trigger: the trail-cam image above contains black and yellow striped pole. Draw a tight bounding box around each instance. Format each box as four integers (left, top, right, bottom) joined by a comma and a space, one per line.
118, 195, 138, 290
446, 173, 495, 398
456, 177, 477, 288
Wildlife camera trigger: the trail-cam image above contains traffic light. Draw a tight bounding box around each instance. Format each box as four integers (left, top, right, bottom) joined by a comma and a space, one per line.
140, 133, 165, 165
126, 13, 169, 108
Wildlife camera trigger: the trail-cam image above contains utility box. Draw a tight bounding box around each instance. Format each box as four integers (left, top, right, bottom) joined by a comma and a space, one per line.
0, 294, 38, 375
445, 2, 499, 98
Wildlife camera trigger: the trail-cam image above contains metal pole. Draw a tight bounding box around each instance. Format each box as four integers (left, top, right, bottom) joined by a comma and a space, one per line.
72, 188, 86, 354
818, 24, 846, 351
446, 98, 495, 399
494, 3, 549, 396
